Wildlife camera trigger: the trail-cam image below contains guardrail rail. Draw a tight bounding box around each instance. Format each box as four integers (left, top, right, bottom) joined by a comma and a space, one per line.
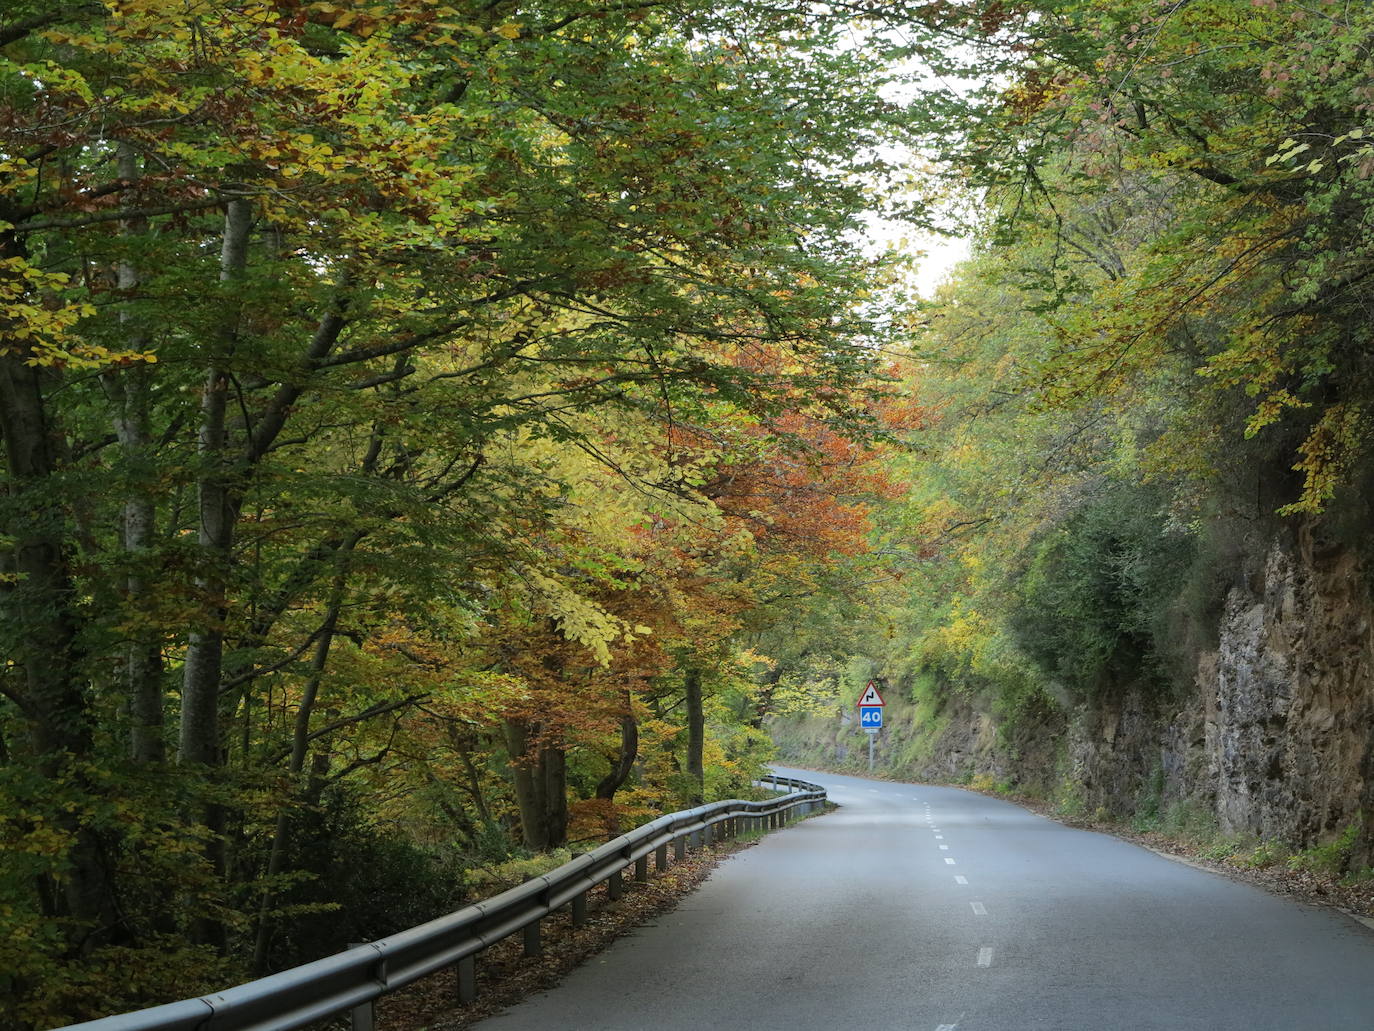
56, 775, 826, 1031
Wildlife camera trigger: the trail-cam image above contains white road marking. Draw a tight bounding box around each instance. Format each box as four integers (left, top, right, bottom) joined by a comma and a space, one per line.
944, 858, 956, 865
977, 947, 994, 967
970, 901, 987, 916
939, 845, 949, 850
935, 834, 944, 839
935, 1016, 965, 1031
954, 875, 968, 884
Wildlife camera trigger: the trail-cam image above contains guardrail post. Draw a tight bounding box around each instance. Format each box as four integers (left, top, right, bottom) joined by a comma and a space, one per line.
524, 918, 541, 957
689, 829, 702, 850
608, 869, 624, 900
457, 955, 477, 1004
704, 822, 714, 846
572, 890, 588, 926
635, 855, 649, 882
347, 945, 376, 1031
655, 843, 668, 871
350, 998, 375, 1031
674, 834, 687, 861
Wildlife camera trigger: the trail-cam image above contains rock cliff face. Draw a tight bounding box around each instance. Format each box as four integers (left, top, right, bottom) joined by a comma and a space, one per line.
772, 529, 1374, 862
1054, 530, 1372, 856
1201, 530, 1373, 853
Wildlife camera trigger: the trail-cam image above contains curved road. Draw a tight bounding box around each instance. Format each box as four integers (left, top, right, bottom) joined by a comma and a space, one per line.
473, 767, 1374, 1030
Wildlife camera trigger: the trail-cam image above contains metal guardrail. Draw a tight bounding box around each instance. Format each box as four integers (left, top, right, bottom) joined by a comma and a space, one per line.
57, 775, 826, 1031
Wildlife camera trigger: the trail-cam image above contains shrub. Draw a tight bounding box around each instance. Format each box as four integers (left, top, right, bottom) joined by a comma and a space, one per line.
254, 790, 469, 972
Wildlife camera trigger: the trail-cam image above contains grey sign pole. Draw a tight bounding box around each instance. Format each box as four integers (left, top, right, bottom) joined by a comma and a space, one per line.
867, 729, 876, 771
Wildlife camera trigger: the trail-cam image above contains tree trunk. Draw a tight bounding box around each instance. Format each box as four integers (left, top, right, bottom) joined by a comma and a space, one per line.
541, 743, 568, 847
109, 143, 165, 763
684, 667, 705, 804
595, 695, 639, 801
503, 720, 568, 851
178, 198, 251, 951
179, 197, 252, 768
750, 665, 786, 730
0, 232, 120, 953
251, 582, 345, 973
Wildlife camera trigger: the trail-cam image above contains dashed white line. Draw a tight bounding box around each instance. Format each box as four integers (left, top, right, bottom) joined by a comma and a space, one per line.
954, 875, 968, 885
970, 901, 987, 916
939, 844, 950, 850
977, 947, 994, 967
944, 858, 956, 865
935, 834, 944, 839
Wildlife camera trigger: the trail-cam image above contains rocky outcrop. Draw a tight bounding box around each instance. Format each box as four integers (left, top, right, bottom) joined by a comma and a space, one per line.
1067, 529, 1372, 854
1203, 530, 1372, 850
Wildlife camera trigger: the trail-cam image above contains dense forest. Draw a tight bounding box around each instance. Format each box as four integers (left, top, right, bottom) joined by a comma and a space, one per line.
4, 0, 1373, 1026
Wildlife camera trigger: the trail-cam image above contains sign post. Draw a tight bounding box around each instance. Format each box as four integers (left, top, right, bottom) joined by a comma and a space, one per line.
856, 681, 885, 772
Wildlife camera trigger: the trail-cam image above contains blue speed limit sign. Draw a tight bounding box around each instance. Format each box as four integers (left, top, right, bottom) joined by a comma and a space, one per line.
859, 705, 883, 729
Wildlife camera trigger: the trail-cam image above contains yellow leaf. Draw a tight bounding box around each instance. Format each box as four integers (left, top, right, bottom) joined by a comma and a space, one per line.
492, 22, 522, 39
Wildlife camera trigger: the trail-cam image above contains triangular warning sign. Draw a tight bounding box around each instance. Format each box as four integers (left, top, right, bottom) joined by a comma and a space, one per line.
857, 681, 885, 707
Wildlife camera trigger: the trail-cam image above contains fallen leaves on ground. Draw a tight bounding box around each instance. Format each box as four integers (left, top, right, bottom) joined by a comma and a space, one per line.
376, 838, 756, 1030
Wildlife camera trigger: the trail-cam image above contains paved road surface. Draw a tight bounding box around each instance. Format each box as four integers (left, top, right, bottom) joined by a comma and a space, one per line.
472, 767, 1374, 1030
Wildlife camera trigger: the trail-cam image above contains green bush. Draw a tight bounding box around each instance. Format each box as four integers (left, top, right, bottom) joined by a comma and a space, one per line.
254, 790, 468, 972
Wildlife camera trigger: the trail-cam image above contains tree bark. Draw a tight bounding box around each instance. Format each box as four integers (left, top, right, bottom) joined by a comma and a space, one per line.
108, 142, 165, 763
595, 694, 639, 801
684, 667, 705, 804
179, 197, 252, 768
502, 719, 568, 851
250, 579, 346, 973
750, 664, 786, 730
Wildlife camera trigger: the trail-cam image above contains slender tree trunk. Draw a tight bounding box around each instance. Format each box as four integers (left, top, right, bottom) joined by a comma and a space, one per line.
179, 197, 252, 767
109, 143, 165, 763
750, 665, 785, 730
452, 731, 494, 825
0, 231, 120, 952
541, 744, 568, 847
503, 719, 545, 849
684, 667, 705, 804
595, 694, 639, 801
178, 198, 251, 950
250, 580, 346, 973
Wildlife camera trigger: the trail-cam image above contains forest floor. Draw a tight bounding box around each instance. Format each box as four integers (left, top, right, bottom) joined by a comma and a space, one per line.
375, 828, 789, 1030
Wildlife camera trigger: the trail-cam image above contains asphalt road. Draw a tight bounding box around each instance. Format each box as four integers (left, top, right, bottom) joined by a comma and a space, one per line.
472, 767, 1374, 1030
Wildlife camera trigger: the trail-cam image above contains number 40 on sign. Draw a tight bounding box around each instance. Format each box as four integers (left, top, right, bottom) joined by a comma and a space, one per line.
857, 680, 884, 733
